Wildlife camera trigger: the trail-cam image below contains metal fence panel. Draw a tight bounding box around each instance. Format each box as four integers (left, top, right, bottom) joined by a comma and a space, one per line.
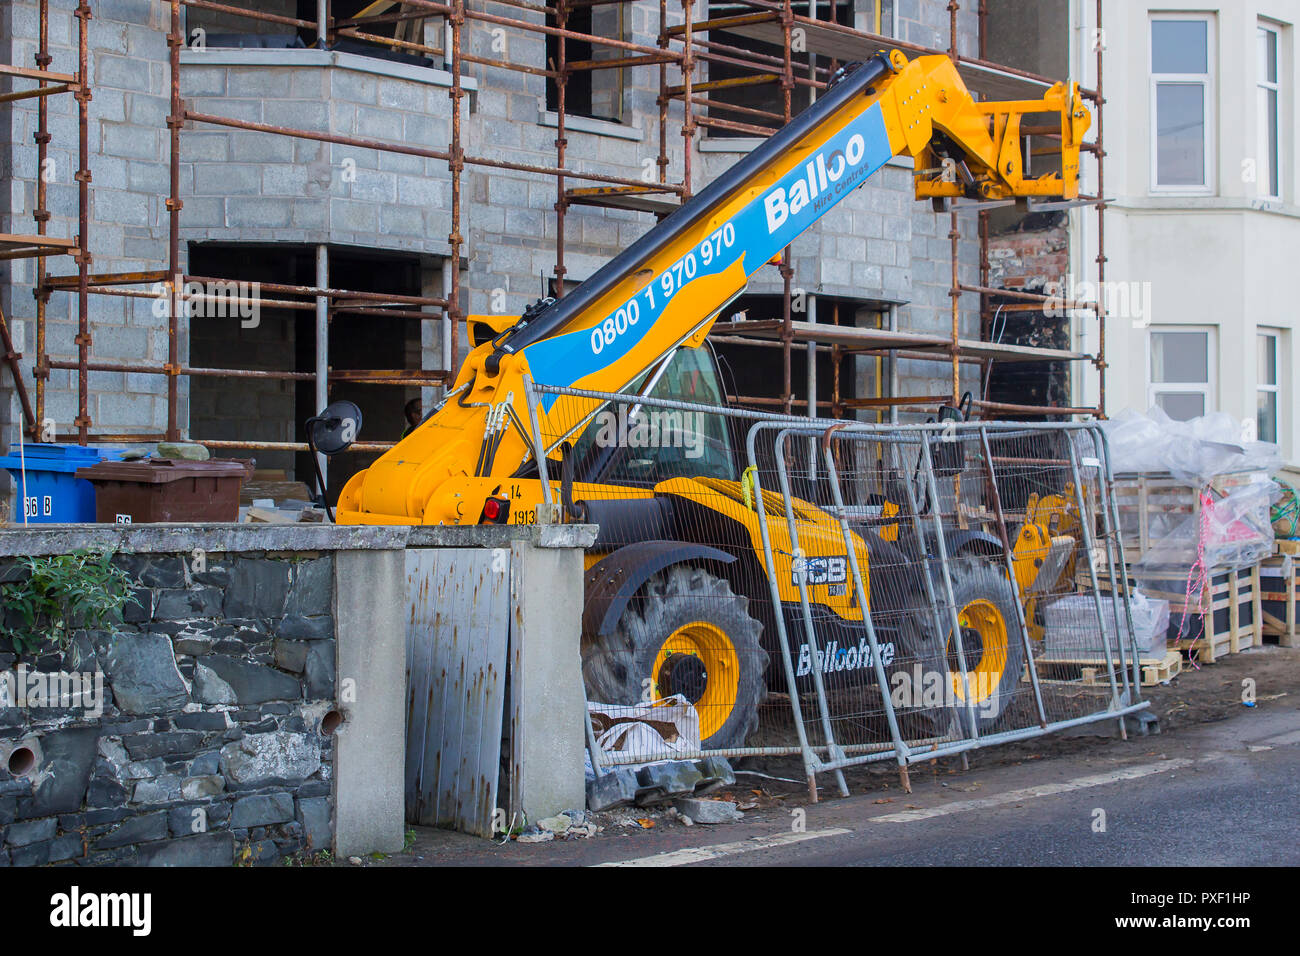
525, 381, 1150, 794
405, 548, 511, 836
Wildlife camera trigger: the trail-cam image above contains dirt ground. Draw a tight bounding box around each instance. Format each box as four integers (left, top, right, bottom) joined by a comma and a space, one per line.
362, 641, 1299, 866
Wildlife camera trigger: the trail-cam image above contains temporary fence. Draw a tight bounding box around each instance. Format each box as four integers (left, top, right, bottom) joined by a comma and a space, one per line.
522, 378, 1150, 797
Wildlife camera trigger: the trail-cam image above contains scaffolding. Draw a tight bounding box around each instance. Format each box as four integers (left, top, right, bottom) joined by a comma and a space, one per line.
0, 0, 1108, 462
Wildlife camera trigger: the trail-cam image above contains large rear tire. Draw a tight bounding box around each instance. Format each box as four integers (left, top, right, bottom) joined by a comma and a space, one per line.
941, 557, 1026, 733
883, 557, 1025, 737
885, 611, 955, 740
582, 565, 768, 751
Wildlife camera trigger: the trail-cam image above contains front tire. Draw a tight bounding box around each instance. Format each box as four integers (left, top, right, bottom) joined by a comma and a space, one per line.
942, 557, 1026, 733
582, 565, 768, 751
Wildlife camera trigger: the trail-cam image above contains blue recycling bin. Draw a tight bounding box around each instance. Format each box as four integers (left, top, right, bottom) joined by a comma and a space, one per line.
0, 444, 125, 524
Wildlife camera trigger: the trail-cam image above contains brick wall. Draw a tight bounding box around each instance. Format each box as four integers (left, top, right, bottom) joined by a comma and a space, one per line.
986, 214, 1072, 411
988, 216, 1069, 294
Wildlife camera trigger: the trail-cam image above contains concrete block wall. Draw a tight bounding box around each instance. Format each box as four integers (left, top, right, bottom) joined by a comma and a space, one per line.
187, 307, 297, 458
2, 0, 178, 441
178, 57, 454, 252
2, 0, 984, 447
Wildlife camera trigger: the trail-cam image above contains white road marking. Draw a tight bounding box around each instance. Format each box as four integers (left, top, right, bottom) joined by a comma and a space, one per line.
865, 758, 1196, 823
598, 755, 1209, 867
597, 828, 852, 867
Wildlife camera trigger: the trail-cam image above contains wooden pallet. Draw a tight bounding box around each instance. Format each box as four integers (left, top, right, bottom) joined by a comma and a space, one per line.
1260, 554, 1298, 647
1275, 538, 1300, 557
1032, 650, 1182, 687
1093, 564, 1264, 663
1083, 650, 1182, 687
1145, 565, 1262, 663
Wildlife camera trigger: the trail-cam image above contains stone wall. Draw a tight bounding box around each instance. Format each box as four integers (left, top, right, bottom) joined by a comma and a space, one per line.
0, 544, 338, 866
0, 522, 588, 865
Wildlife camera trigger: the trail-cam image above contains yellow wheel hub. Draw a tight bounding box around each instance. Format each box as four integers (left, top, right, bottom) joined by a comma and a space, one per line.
653, 621, 740, 742
949, 599, 1009, 704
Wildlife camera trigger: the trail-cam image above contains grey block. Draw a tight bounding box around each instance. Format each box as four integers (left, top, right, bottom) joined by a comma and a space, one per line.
95, 810, 168, 849
219, 731, 321, 788
180, 775, 224, 800
153, 587, 223, 620
6, 817, 56, 847
673, 797, 744, 824
30, 727, 98, 816
693, 756, 736, 793
102, 632, 190, 715
136, 831, 233, 867
275, 615, 332, 642
273, 639, 308, 674
303, 642, 334, 699
224, 559, 291, 618
296, 795, 331, 851
132, 775, 181, 804
634, 761, 704, 806
10, 840, 52, 866
195, 656, 300, 705
285, 557, 332, 617
585, 766, 638, 812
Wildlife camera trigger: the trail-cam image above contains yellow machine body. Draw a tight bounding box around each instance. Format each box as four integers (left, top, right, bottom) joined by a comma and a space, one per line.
335, 50, 1091, 527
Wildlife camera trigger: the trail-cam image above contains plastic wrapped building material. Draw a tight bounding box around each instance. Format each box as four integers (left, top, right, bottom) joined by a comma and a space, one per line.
1041, 590, 1170, 660
1131, 475, 1277, 572
1103, 408, 1281, 573
1100, 407, 1282, 485
586, 696, 701, 761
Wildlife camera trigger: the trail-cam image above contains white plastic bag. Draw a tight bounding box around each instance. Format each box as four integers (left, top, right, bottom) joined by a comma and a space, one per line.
587, 695, 702, 762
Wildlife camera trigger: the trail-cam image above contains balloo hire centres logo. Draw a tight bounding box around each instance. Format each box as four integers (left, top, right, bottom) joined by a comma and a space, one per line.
49, 887, 151, 936
763, 130, 874, 234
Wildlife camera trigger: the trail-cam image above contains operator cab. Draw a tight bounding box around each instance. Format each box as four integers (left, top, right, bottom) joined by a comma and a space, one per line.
571, 345, 739, 487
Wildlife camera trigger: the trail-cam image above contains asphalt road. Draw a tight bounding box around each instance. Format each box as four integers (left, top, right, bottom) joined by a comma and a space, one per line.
399, 701, 1300, 867
691, 731, 1300, 867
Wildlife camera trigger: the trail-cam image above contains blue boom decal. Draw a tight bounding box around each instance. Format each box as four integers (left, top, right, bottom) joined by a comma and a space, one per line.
524, 103, 893, 407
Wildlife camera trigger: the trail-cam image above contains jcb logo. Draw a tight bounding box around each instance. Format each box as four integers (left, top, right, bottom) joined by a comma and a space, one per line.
792, 555, 847, 586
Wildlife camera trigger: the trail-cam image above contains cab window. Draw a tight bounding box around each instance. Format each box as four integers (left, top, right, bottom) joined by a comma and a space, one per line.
574, 347, 738, 485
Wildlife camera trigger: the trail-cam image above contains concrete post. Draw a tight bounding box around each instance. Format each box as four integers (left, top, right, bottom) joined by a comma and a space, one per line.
507, 535, 586, 823
333, 547, 407, 857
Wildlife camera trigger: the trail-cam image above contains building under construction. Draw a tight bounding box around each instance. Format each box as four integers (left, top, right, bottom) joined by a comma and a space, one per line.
0, 0, 1108, 497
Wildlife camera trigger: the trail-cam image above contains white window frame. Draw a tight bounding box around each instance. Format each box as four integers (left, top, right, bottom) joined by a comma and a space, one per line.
1147, 326, 1217, 420
1258, 330, 1282, 444
1150, 13, 1216, 195
1257, 22, 1283, 201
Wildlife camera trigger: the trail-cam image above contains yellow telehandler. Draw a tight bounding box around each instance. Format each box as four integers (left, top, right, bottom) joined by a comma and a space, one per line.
335, 50, 1092, 748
